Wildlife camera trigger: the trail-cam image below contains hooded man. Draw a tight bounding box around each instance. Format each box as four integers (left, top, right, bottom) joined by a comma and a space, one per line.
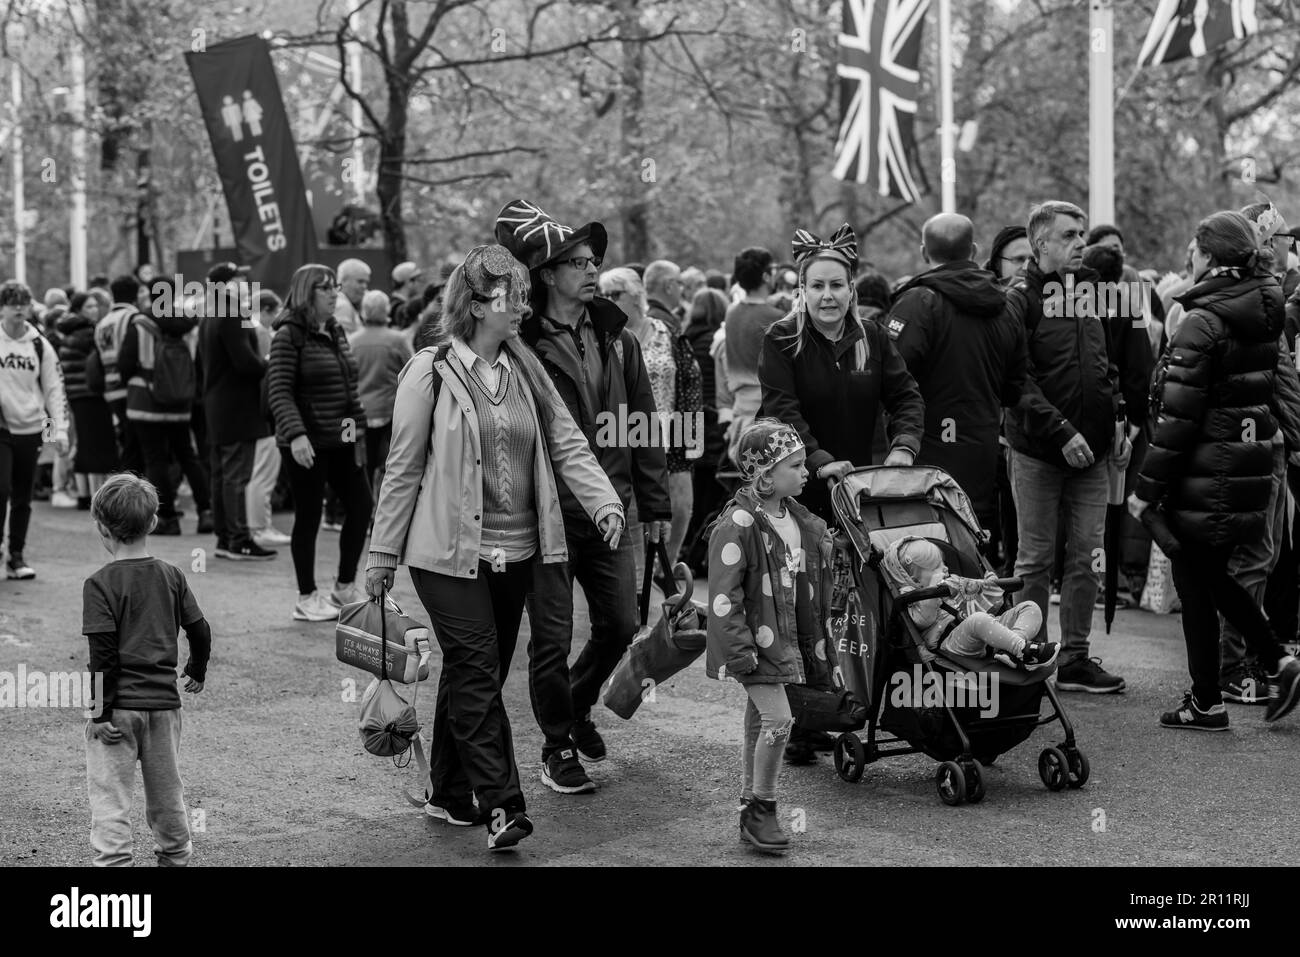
888, 213, 1027, 532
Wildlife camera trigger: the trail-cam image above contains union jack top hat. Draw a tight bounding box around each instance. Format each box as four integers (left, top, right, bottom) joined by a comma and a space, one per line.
494, 198, 609, 272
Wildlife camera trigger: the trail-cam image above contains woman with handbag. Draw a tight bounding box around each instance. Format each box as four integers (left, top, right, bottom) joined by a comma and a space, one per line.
1129, 210, 1300, 730
364, 245, 624, 852
265, 265, 373, 623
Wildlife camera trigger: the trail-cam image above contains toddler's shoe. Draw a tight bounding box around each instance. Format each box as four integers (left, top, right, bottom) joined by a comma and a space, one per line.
1019, 640, 1060, 670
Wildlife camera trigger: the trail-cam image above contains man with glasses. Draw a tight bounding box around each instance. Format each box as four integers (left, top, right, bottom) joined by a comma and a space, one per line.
496, 199, 671, 795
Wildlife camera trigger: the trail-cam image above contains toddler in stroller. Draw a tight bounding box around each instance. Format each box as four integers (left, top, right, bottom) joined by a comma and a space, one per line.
883, 536, 1058, 670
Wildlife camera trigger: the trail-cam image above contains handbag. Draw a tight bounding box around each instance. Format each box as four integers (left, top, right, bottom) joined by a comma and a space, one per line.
1140, 542, 1181, 615
355, 581, 423, 758
336, 590, 432, 684
603, 541, 705, 719
784, 684, 868, 733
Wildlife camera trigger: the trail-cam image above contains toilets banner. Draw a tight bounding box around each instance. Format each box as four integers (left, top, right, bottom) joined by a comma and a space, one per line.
186, 35, 319, 291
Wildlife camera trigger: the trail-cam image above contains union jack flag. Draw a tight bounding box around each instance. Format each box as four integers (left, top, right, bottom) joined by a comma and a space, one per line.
1138, 0, 1259, 68
832, 0, 930, 204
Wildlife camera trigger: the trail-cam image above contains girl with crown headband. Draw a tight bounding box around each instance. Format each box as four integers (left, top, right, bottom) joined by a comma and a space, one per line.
705, 417, 834, 855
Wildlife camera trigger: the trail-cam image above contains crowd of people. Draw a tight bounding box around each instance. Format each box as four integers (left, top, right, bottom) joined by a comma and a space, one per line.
4, 193, 1300, 862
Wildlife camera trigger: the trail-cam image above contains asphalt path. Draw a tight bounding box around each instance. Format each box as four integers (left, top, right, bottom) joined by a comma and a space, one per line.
2, 497, 1298, 866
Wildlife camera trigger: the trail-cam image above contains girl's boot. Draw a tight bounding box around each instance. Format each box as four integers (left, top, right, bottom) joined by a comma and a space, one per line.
739, 797, 789, 854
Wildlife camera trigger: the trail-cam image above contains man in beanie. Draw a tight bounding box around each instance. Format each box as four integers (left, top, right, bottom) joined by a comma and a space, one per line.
496, 199, 671, 795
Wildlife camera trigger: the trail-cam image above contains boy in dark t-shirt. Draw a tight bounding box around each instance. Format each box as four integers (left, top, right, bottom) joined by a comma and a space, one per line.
83, 473, 211, 867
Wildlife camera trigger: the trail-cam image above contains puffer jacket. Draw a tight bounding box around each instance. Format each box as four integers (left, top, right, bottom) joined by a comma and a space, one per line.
267, 310, 366, 449
1136, 269, 1283, 548
705, 486, 834, 687
56, 310, 97, 401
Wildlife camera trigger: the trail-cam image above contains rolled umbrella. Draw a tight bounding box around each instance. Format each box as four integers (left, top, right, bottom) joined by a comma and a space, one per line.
1104, 502, 1123, 634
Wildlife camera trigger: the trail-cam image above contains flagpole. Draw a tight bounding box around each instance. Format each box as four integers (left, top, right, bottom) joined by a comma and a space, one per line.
1088, 0, 1115, 226
937, 0, 955, 212
69, 0, 88, 289
9, 22, 26, 285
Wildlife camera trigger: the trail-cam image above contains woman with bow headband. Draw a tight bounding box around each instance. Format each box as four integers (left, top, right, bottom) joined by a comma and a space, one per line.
758, 223, 925, 526
756, 224, 924, 764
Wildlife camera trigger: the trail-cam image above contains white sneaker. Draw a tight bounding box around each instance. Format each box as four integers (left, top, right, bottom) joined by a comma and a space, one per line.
293, 591, 340, 622
50, 491, 79, 509
253, 528, 292, 547
330, 580, 362, 607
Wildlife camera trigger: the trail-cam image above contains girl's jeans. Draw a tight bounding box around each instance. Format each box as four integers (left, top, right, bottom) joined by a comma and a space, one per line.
942, 601, 1043, 659
742, 683, 793, 802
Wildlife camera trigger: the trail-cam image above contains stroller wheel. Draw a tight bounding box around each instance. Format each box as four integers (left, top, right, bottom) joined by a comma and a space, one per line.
1038, 747, 1069, 791
1064, 747, 1090, 789
834, 733, 867, 783
961, 759, 985, 804
936, 761, 967, 806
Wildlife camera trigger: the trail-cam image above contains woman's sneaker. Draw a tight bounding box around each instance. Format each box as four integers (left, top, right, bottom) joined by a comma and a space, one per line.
1221, 665, 1269, 705
1265, 657, 1300, 723
1055, 656, 1126, 693
426, 799, 482, 826
541, 749, 596, 794
330, 580, 362, 607
5, 553, 35, 580
293, 591, 340, 622
1159, 692, 1229, 731
486, 811, 533, 851
50, 491, 78, 509
571, 715, 606, 762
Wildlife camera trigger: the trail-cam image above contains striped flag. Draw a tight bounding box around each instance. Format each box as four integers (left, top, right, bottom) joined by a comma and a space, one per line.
832, 0, 930, 203
1138, 0, 1259, 68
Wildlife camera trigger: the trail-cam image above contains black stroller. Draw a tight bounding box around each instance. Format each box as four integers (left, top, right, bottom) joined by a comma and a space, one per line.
824, 465, 1090, 805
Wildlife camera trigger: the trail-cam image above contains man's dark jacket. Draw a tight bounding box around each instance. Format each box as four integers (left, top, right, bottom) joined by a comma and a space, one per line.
522, 296, 671, 522
198, 311, 270, 445
1003, 259, 1119, 469
888, 260, 1026, 522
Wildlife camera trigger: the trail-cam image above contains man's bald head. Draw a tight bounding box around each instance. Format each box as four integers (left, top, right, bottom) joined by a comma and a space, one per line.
921, 213, 976, 264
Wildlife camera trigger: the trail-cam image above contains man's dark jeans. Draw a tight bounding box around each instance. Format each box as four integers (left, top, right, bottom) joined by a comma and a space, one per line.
210, 440, 255, 547
526, 512, 638, 758
135, 421, 210, 519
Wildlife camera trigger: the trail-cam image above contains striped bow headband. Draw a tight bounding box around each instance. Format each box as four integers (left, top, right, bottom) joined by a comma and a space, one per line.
792, 224, 858, 268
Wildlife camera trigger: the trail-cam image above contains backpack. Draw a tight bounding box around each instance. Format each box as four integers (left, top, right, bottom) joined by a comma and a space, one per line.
136, 316, 197, 408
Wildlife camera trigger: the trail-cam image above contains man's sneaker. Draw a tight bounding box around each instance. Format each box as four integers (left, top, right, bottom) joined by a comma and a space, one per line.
426, 799, 482, 826
213, 541, 232, 559
293, 591, 340, 622
1019, 640, 1060, 670
1055, 656, 1126, 694
486, 811, 533, 851
50, 491, 78, 509
571, 715, 606, 763
540, 749, 596, 794
1160, 692, 1229, 731
253, 527, 292, 547
154, 517, 182, 536
5, 554, 35, 580
222, 542, 278, 562
1265, 657, 1300, 723
330, 580, 362, 607
1221, 666, 1269, 705
196, 509, 215, 535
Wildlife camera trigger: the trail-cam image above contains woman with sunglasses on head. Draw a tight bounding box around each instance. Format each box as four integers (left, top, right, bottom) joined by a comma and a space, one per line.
265, 265, 372, 622
365, 245, 623, 851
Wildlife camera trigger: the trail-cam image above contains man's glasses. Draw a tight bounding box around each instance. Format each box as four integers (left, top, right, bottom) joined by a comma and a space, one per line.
560, 256, 602, 271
